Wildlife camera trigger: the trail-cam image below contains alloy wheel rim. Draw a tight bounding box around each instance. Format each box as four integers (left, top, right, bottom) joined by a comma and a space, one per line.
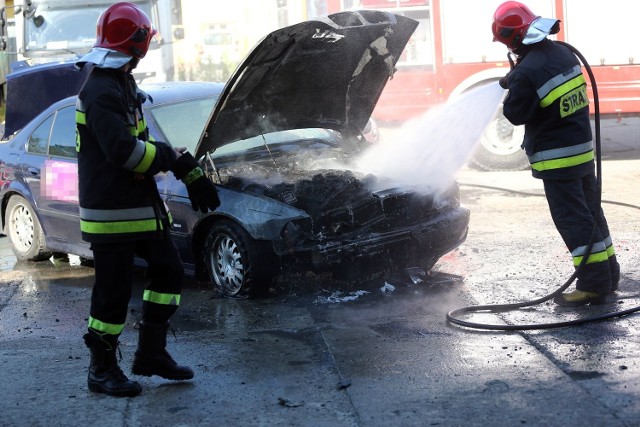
10, 204, 34, 253
211, 234, 244, 295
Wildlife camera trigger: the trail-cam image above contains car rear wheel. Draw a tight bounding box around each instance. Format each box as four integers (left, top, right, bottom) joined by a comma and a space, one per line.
203, 220, 273, 298
5, 195, 52, 261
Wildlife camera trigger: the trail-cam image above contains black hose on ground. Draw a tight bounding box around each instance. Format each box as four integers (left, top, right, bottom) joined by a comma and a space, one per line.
446, 41, 640, 331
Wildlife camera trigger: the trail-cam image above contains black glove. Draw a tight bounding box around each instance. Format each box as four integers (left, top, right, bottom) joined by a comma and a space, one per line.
173, 152, 220, 213
499, 52, 518, 89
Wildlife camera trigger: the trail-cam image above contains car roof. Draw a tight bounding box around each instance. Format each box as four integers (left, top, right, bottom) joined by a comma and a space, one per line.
139, 82, 224, 106
20, 81, 223, 113
3, 61, 223, 138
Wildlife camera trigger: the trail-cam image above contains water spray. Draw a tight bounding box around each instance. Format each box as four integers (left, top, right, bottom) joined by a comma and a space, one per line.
447, 41, 640, 331
354, 81, 504, 196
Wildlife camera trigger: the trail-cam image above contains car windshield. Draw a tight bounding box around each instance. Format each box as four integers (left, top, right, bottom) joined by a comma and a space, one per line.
211, 128, 342, 159
146, 97, 217, 153
23, 1, 153, 55
25, 7, 109, 53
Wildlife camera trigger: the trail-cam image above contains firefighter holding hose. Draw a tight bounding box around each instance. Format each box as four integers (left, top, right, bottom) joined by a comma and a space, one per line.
492, 1, 620, 306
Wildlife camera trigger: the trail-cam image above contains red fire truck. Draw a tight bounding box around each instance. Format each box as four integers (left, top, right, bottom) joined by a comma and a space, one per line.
324, 0, 640, 170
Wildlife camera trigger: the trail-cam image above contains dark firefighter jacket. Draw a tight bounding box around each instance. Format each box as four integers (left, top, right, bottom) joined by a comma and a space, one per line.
502, 38, 594, 180
75, 67, 177, 243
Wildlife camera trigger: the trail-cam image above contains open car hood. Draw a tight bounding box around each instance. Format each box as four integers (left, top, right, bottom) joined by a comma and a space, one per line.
195, 10, 418, 158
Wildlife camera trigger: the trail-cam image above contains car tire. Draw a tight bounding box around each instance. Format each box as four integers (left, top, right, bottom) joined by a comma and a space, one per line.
5, 195, 52, 261
203, 220, 273, 298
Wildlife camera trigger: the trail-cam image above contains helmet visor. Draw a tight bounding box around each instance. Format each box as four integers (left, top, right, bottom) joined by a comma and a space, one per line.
522, 17, 560, 45
76, 47, 132, 69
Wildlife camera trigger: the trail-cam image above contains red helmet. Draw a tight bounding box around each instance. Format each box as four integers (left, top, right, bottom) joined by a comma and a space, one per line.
492, 1, 538, 49
95, 2, 157, 59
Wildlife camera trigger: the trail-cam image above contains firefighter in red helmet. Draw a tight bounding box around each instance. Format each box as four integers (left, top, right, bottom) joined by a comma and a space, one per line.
492, 1, 620, 307
75, 2, 220, 397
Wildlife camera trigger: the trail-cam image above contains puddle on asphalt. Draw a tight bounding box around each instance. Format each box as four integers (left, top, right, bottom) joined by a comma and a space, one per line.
0, 234, 470, 336
0, 257, 95, 292
170, 269, 466, 332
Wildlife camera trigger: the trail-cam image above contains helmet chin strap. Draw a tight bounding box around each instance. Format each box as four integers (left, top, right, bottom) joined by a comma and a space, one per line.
511, 42, 533, 57
128, 57, 140, 71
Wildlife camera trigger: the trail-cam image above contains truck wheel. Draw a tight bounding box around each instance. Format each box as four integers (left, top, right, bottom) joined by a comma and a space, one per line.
5, 195, 51, 261
469, 106, 529, 171
203, 220, 274, 298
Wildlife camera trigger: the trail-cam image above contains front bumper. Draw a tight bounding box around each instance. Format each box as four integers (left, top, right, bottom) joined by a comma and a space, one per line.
280, 206, 470, 274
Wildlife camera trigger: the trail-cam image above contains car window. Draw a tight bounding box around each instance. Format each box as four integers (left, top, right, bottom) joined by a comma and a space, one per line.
48, 106, 77, 158
28, 114, 54, 155
146, 97, 217, 153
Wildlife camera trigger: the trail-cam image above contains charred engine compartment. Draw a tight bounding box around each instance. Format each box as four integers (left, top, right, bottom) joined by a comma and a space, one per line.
210, 138, 467, 281
222, 167, 460, 237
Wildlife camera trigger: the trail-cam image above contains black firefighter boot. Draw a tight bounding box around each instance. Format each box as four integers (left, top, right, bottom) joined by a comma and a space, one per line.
84, 331, 142, 397
131, 322, 194, 380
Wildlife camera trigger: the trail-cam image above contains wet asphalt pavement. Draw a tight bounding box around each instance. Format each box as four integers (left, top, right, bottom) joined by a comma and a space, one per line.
1, 117, 640, 426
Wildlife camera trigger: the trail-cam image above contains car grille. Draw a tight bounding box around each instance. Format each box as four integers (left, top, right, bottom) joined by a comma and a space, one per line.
318, 187, 457, 236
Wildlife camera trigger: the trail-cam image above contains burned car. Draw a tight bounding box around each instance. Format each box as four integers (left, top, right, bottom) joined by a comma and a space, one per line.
0, 10, 469, 297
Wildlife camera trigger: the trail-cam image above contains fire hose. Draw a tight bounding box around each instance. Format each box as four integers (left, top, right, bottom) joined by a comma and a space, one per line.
446, 41, 640, 331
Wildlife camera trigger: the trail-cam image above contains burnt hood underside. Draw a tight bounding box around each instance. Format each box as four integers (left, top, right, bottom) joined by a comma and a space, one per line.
196, 10, 418, 157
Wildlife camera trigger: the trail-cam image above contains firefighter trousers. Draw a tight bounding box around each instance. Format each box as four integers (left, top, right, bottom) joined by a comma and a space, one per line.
88, 235, 185, 337
543, 174, 619, 293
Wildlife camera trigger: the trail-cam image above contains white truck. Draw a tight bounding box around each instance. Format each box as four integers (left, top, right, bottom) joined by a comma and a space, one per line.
0, 0, 183, 91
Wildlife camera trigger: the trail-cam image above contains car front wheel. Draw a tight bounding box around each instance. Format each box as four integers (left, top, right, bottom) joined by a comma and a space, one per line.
203, 220, 273, 298
5, 195, 52, 261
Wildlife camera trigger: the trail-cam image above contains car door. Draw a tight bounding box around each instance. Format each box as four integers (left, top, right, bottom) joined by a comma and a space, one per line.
22, 104, 84, 248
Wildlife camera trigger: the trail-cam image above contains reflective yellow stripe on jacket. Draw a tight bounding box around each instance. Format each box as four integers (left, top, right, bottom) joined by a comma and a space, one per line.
76, 99, 156, 174
538, 65, 586, 108
76, 109, 86, 152
528, 65, 593, 172
528, 141, 594, 172
79, 207, 163, 235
